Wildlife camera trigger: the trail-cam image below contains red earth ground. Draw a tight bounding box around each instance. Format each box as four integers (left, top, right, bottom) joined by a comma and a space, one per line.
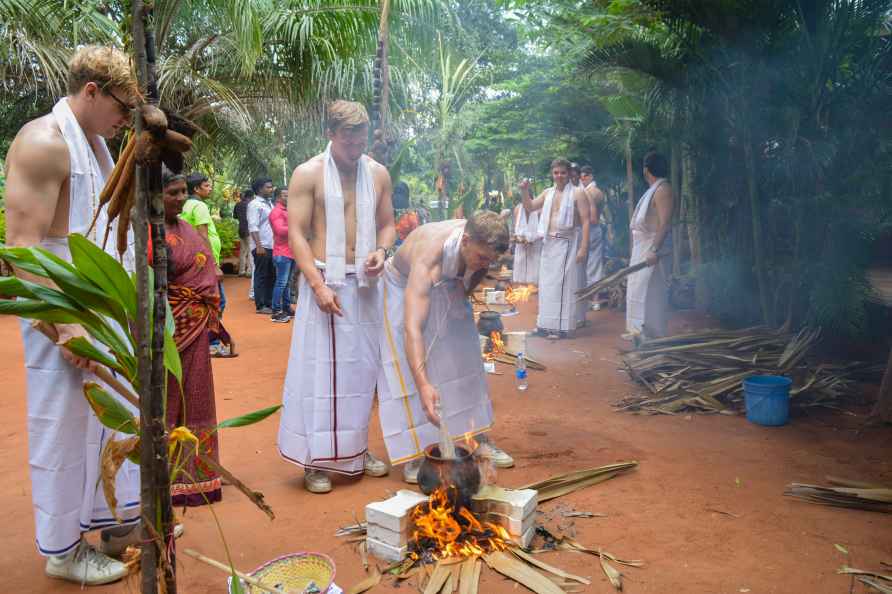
0, 275, 890, 593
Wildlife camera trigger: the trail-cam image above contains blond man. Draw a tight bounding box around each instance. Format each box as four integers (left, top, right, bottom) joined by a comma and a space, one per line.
4, 46, 140, 585
278, 101, 396, 493
378, 212, 515, 483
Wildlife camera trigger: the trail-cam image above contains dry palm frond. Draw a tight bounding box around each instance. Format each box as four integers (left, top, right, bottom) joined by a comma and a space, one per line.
785, 481, 892, 513
617, 327, 881, 415
520, 462, 638, 502
839, 567, 892, 593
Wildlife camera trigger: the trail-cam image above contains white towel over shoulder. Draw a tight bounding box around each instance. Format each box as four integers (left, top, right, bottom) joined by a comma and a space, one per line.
536, 184, 575, 238
323, 142, 376, 287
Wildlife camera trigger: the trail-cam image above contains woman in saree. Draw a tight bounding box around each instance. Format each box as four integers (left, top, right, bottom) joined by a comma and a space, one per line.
162, 170, 232, 506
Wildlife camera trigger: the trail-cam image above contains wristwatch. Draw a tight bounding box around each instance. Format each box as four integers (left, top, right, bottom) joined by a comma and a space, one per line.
649, 245, 659, 254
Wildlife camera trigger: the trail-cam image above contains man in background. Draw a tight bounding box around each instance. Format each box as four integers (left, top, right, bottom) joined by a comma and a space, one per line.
580, 165, 606, 308
627, 150, 674, 338
268, 187, 294, 323
248, 177, 276, 314
233, 188, 254, 277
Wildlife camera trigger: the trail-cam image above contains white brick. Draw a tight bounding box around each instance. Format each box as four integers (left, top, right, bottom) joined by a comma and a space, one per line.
479, 508, 536, 537
472, 486, 538, 522
365, 489, 428, 534
367, 537, 408, 563
367, 521, 410, 548
511, 523, 536, 549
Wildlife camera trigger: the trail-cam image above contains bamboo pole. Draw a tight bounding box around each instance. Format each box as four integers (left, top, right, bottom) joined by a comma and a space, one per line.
132, 2, 177, 592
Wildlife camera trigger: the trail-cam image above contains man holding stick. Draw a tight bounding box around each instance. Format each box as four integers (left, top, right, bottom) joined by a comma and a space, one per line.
626, 150, 674, 339
4, 46, 140, 585
377, 212, 515, 483
278, 101, 395, 494
521, 158, 591, 338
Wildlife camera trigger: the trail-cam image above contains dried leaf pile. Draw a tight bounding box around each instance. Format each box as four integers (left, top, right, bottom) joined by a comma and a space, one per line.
785, 476, 892, 514
617, 327, 882, 415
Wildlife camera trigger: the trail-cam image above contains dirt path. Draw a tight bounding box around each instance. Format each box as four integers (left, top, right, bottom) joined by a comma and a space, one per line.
1, 276, 889, 593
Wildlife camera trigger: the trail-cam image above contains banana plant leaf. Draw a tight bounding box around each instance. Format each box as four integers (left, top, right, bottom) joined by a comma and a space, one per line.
215, 405, 282, 430
64, 337, 128, 377
68, 234, 137, 318
84, 382, 139, 435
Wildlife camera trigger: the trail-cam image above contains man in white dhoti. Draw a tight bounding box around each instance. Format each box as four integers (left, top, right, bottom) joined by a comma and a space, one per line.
377, 212, 515, 483
4, 46, 141, 585
580, 166, 606, 308
511, 200, 541, 285
626, 151, 675, 339
520, 159, 591, 338
278, 101, 396, 494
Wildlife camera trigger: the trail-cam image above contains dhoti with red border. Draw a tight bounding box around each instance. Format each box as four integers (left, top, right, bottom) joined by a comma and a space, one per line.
278, 266, 382, 475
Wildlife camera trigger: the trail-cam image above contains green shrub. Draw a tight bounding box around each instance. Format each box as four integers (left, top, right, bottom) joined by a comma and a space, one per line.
0, 208, 5, 245
216, 217, 238, 259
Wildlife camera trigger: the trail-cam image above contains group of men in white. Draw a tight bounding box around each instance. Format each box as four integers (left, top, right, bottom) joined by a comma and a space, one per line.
2, 44, 674, 587
511, 156, 674, 341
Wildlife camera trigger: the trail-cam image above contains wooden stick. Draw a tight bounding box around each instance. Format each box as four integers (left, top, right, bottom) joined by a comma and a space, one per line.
197, 453, 275, 520
30, 320, 140, 408
576, 260, 649, 301
182, 548, 287, 594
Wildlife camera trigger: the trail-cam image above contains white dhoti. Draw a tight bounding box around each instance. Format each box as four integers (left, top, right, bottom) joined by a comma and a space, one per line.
512, 241, 541, 285
378, 260, 494, 465
585, 225, 605, 288
278, 268, 382, 475
512, 205, 541, 285
627, 179, 670, 338
21, 240, 140, 557
536, 231, 584, 333
19, 98, 139, 557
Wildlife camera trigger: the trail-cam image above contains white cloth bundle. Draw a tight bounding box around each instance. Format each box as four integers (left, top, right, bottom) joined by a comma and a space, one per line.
323, 142, 376, 287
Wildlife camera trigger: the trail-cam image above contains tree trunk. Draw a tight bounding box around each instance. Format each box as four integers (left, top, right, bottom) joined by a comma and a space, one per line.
742, 127, 773, 326
625, 133, 635, 258
132, 3, 176, 592
670, 141, 682, 275
683, 147, 707, 310
871, 346, 892, 423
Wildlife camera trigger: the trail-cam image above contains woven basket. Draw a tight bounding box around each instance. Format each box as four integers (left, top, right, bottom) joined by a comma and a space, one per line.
229, 552, 335, 594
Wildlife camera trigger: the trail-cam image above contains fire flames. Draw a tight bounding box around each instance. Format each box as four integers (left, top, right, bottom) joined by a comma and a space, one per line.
505, 284, 535, 305
410, 487, 510, 561
483, 331, 505, 363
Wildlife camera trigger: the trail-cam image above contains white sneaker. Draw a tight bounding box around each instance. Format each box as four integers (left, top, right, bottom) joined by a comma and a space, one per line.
363, 452, 389, 477
46, 540, 128, 586
478, 442, 515, 469
304, 470, 332, 494
402, 459, 422, 484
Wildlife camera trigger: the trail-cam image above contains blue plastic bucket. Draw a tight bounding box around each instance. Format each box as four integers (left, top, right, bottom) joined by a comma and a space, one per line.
743, 375, 791, 426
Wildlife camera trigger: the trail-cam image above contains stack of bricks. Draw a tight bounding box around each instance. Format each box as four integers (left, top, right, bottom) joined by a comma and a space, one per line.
364, 489, 428, 563
471, 486, 538, 548
364, 486, 539, 563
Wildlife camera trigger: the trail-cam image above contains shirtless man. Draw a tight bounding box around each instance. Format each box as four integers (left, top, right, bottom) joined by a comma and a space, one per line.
580, 165, 606, 305
377, 212, 515, 483
4, 46, 141, 585
627, 150, 674, 338
521, 158, 591, 338
277, 100, 396, 494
